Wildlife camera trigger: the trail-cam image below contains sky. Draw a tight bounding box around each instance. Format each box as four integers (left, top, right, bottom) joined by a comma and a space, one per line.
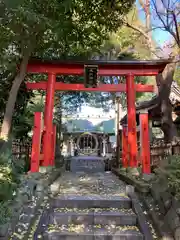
136, 0, 172, 45
78, 105, 127, 125
76, 106, 117, 125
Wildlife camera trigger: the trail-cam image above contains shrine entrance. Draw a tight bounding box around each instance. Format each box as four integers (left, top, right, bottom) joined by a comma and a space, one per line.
26, 58, 169, 174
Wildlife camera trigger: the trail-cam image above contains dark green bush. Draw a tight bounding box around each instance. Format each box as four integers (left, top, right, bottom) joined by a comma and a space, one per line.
0, 202, 12, 225
0, 150, 25, 224
154, 155, 180, 199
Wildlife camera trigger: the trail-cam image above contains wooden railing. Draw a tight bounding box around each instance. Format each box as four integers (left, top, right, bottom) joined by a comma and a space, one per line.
150, 141, 180, 166
119, 140, 180, 167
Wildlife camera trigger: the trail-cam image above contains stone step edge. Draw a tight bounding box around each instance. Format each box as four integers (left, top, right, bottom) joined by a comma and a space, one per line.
52, 210, 136, 217
51, 197, 131, 209
43, 228, 143, 236
53, 195, 130, 200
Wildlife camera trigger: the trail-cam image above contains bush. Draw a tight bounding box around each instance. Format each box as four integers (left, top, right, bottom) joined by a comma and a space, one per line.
0, 202, 12, 225
0, 150, 25, 224
154, 155, 180, 199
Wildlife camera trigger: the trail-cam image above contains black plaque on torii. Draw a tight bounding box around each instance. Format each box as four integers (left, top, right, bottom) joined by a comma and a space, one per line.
84, 65, 98, 88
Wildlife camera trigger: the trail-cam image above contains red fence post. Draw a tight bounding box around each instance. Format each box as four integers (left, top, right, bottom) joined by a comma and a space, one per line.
140, 110, 151, 174
30, 112, 42, 172
42, 73, 56, 166
122, 125, 128, 168
126, 74, 138, 168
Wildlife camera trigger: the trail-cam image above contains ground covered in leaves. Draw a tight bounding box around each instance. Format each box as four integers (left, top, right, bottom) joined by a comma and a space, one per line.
58, 171, 127, 197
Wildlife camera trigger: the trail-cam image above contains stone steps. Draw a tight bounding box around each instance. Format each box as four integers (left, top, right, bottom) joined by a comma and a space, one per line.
50, 208, 137, 225
52, 195, 131, 209
35, 195, 143, 239
70, 156, 105, 173
33, 172, 152, 240
43, 225, 143, 240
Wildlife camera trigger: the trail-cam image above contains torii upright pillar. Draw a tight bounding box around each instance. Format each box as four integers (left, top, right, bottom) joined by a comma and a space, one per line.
126, 74, 138, 168
140, 110, 151, 174
122, 124, 128, 168
43, 73, 56, 166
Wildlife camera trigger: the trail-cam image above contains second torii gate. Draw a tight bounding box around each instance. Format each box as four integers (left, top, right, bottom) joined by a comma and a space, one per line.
26, 58, 169, 173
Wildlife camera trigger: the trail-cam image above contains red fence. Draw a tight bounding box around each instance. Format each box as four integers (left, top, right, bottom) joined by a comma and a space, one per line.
150, 142, 180, 166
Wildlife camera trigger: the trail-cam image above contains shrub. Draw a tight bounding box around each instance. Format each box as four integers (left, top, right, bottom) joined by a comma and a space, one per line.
0, 150, 25, 224
154, 155, 180, 199
0, 202, 12, 225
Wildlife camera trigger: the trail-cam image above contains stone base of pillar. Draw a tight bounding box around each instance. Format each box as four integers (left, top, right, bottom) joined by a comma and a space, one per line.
127, 167, 140, 176
120, 167, 127, 173
39, 166, 54, 173
142, 173, 155, 182
125, 185, 135, 195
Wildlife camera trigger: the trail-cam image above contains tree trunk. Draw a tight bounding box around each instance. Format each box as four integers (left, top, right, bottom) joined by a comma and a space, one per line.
0, 52, 30, 141
157, 62, 178, 142
161, 99, 178, 142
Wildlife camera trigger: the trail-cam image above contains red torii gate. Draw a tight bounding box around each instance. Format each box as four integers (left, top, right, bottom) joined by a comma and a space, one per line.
26, 58, 169, 173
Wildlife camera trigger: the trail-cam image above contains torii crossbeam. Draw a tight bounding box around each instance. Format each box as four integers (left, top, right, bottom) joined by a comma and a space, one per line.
27, 82, 154, 92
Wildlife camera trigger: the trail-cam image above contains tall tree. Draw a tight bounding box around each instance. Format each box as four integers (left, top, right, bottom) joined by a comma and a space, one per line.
0, 0, 135, 140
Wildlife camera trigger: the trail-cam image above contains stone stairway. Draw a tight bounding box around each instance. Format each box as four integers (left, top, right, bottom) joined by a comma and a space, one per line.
70, 156, 105, 173
34, 172, 152, 239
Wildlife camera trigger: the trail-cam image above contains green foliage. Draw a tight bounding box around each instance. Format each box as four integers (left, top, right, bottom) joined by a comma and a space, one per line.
0, 202, 12, 225
0, 153, 22, 199
0, 0, 136, 138
154, 155, 180, 199
0, 0, 135, 60
99, 7, 152, 60
0, 150, 25, 224
174, 63, 180, 85
11, 85, 34, 139
0, 70, 34, 139
12, 90, 44, 139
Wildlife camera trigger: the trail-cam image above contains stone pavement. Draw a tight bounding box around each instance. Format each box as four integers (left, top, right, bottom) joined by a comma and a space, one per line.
57, 171, 126, 197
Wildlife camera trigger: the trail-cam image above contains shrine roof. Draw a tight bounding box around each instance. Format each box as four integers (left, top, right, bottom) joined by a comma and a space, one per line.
64, 131, 115, 136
